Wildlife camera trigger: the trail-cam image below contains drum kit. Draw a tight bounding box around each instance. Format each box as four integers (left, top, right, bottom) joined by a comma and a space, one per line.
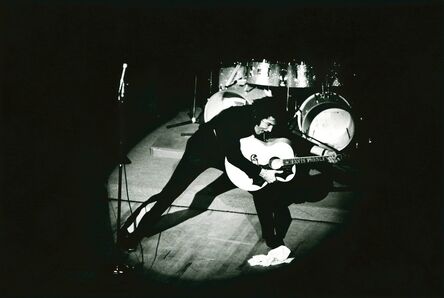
204, 59, 355, 151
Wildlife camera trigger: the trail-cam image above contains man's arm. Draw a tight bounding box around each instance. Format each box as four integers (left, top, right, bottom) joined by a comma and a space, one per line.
223, 137, 262, 179
274, 123, 337, 157
310, 145, 337, 157
224, 138, 281, 183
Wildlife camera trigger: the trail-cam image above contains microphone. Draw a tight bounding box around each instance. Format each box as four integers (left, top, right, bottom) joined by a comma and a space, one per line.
118, 63, 128, 94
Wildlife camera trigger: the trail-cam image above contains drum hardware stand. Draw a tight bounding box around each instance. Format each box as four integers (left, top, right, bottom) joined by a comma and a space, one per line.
286, 84, 291, 112
191, 74, 198, 123
321, 82, 334, 98
282, 65, 290, 112
166, 74, 202, 129
113, 63, 134, 276
321, 83, 328, 97
209, 70, 213, 94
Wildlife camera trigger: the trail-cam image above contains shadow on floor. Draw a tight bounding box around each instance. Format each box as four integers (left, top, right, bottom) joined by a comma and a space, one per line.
139, 171, 335, 237
143, 173, 236, 236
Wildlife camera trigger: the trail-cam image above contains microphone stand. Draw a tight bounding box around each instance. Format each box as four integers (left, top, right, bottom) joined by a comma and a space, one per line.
113, 63, 132, 275
166, 74, 202, 129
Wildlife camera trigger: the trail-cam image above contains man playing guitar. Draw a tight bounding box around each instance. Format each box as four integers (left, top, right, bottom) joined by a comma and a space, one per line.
118, 97, 337, 251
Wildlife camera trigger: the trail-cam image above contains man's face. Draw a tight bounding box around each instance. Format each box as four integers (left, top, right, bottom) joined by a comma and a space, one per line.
254, 116, 276, 135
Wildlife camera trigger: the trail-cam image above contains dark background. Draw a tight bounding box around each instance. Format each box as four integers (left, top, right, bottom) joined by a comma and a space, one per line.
1, 0, 443, 296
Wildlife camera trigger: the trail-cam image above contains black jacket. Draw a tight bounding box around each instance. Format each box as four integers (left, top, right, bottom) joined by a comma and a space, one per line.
203, 104, 315, 179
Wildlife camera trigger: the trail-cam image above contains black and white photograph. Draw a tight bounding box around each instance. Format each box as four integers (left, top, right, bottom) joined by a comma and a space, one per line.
2, 0, 443, 297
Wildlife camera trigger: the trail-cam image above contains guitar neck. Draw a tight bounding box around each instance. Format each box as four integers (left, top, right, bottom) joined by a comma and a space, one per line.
282, 155, 329, 166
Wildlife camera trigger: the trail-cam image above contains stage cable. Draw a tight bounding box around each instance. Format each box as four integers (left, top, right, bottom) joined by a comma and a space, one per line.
149, 205, 173, 270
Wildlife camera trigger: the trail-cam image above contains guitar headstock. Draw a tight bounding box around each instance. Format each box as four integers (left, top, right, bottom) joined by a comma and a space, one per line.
335, 154, 344, 162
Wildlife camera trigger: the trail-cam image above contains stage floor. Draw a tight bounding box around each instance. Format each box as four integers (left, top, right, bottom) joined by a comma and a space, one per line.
107, 109, 362, 284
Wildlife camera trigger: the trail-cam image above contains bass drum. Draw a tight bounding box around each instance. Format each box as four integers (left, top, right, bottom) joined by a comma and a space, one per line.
204, 90, 247, 122
295, 92, 354, 151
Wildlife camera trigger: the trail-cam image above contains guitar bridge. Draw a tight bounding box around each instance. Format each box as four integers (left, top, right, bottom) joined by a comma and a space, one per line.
276, 167, 294, 180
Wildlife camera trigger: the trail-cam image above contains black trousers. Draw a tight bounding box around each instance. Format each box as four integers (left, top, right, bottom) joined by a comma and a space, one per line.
121, 126, 221, 237
122, 126, 291, 248
250, 183, 292, 248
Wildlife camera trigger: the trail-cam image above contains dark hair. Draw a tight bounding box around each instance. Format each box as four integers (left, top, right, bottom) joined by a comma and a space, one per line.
251, 97, 287, 124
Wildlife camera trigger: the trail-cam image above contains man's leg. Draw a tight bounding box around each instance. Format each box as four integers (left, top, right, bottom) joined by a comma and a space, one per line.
252, 186, 284, 249
274, 204, 292, 241
119, 132, 213, 248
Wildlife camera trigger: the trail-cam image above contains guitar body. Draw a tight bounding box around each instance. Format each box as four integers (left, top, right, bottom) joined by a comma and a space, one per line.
224, 136, 296, 191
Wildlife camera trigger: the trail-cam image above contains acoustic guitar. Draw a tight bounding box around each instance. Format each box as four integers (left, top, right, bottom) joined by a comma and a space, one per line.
224, 135, 341, 191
